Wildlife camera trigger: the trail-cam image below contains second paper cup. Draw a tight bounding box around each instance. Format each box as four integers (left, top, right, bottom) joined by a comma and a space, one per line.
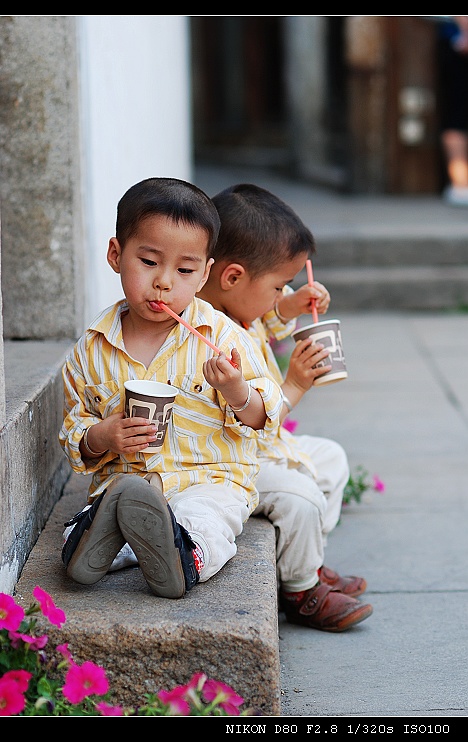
292, 319, 347, 386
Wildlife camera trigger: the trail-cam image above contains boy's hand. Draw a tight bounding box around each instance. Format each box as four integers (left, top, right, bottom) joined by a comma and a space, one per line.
82, 412, 161, 457
203, 348, 253, 409
311, 281, 331, 315
202, 349, 243, 397
203, 348, 268, 430
284, 337, 332, 394
277, 281, 330, 320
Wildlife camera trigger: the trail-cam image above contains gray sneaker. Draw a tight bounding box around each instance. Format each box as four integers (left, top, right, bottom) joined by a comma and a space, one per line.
116, 477, 199, 599
62, 476, 128, 584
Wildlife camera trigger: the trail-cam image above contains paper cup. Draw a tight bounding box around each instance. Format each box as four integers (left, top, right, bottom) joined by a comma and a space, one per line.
292, 319, 347, 386
124, 380, 177, 452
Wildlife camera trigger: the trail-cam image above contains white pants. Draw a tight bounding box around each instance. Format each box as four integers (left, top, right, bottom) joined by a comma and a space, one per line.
253, 436, 349, 593
109, 472, 250, 583
155, 475, 249, 582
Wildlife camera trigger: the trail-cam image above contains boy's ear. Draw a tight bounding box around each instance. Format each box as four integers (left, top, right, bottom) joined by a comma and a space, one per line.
220, 263, 246, 291
107, 238, 122, 274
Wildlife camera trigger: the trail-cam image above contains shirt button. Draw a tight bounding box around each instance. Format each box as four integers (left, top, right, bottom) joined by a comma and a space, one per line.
94, 396, 101, 403
194, 384, 203, 392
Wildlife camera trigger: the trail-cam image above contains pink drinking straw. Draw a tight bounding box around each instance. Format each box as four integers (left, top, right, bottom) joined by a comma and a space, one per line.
156, 301, 238, 368
306, 259, 319, 324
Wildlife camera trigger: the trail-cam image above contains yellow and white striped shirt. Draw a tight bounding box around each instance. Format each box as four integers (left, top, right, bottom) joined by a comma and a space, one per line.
245, 288, 319, 479
59, 297, 283, 512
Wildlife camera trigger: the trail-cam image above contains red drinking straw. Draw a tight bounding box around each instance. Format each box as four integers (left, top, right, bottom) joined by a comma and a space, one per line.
156, 301, 238, 368
306, 259, 319, 324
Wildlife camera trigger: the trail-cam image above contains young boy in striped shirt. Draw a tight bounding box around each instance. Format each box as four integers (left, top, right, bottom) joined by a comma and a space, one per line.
198, 183, 373, 632
59, 177, 283, 599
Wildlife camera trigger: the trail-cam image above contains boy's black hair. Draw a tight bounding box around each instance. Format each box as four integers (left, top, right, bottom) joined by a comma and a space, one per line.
211, 183, 316, 278
116, 177, 221, 256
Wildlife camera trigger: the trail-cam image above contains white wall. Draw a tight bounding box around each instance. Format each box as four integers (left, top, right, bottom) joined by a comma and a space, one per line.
78, 15, 193, 325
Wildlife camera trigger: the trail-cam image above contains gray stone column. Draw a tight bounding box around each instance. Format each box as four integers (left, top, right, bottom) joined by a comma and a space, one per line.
284, 16, 335, 185
0, 235, 5, 426
0, 15, 84, 340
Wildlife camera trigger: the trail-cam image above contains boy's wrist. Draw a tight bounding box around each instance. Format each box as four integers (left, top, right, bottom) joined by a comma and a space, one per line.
274, 303, 290, 324
230, 384, 252, 412
82, 426, 107, 458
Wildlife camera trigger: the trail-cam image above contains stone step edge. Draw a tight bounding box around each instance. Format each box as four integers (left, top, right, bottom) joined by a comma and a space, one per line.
14, 473, 281, 715
296, 265, 468, 282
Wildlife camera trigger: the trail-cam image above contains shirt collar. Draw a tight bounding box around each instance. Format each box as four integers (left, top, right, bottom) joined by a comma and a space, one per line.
85, 297, 216, 350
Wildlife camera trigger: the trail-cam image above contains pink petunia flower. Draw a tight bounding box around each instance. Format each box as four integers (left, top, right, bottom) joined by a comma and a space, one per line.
1, 670, 32, 693
62, 661, 109, 704
373, 475, 386, 493
0, 677, 27, 716
179, 672, 208, 707
187, 672, 207, 691
33, 586, 66, 628
202, 678, 244, 715
0, 593, 25, 632
8, 631, 48, 651
282, 418, 298, 434
96, 701, 124, 716
56, 643, 73, 662
157, 684, 191, 715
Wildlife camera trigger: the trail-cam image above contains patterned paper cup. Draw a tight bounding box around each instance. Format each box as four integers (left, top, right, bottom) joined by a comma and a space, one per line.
292, 319, 347, 386
124, 380, 177, 452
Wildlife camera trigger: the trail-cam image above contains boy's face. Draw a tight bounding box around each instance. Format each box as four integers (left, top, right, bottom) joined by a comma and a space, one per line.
227, 253, 307, 327
107, 214, 213, 325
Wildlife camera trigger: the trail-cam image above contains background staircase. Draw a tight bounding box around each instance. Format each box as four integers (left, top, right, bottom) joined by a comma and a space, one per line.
196, 163, 468, 312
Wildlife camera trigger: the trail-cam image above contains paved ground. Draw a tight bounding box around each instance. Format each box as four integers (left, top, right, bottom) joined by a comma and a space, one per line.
277, 311, 468, 720
195, 165, 468, 723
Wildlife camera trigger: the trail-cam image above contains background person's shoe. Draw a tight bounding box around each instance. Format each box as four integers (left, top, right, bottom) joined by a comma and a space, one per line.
443, 185, 468, 206
116, 477, 199, 599
62, 478, 126, 584
319, 565, 367, 598
280, 582, 373, 632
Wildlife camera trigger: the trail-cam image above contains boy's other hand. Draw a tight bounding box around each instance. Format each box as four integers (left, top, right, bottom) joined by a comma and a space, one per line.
278, 281, 330, 321
89, 412, 160, 456
312, 281, 331, 315
285, 337, 332, 393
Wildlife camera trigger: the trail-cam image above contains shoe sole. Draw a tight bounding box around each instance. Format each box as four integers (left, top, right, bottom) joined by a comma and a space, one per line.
285, 602, 373, 632
324, 602, 373, 632
66, 481, 126, 585
117, 481, 185, 599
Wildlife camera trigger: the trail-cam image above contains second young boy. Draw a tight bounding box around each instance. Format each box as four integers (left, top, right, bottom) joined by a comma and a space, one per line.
198, 182, 373, 632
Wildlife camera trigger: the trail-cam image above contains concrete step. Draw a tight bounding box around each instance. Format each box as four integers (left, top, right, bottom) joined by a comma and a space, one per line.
311, 237, 468, 268
194, 163, 468, 311
301, 232, 468, 311
293, 264, 468, 311
1, 339, 72, 595
14, 472, 281, 714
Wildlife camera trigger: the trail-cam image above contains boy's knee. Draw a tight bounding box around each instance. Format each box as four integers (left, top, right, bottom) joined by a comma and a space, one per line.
326, 439, 349, 479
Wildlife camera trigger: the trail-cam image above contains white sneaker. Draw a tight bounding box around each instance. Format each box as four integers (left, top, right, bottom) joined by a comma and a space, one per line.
443, 185, 468, 206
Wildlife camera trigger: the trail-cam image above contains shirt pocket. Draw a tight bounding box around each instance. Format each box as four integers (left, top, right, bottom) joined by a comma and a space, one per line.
84, 380, 121, 418
168, 373, 225, 439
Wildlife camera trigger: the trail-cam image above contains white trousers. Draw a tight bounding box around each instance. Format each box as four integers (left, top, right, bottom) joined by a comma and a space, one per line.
77, 473, 249, 583
253, 435, 349, 593
150, 474, 249, 582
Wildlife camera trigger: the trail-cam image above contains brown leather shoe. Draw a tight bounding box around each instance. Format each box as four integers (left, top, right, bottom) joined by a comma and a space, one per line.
319, 565, 367, 598
280, 582, 373, 632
